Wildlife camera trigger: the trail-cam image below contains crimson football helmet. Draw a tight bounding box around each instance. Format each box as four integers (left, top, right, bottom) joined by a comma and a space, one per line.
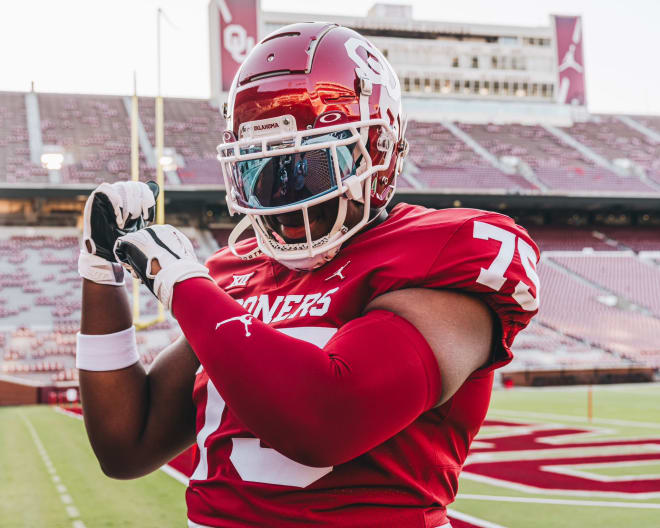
217, 22, 408, 270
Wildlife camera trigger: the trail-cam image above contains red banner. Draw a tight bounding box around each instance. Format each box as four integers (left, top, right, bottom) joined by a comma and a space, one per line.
217, 0, 258, 92
553, 15, 586, 105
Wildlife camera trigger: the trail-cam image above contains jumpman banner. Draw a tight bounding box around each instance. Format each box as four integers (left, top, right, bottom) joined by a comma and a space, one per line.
552, 15, 587, 106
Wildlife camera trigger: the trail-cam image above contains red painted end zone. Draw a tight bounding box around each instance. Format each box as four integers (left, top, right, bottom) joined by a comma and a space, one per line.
467, 418, 660, 494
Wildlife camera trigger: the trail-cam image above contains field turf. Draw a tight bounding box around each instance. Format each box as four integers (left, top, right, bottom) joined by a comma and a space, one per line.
0, 406, 186, 527
1, 383, 659, 527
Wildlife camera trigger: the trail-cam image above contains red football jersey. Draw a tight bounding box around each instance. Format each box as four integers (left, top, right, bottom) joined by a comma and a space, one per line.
186, 203, 539, 528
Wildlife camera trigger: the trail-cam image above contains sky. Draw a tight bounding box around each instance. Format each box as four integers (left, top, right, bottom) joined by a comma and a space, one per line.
1, 0, 659, 115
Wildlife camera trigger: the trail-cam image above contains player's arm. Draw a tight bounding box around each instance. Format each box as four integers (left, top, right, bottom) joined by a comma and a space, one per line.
365, 287, 492, 406
76, 181, 198, 479
114, 226, 492, 468
79, 282, 198, 479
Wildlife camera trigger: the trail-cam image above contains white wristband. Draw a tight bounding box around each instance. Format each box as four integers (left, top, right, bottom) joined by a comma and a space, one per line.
76, 326, 139, 371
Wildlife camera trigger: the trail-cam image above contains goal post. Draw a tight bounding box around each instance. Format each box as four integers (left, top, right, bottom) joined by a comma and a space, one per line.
130, 74, 166, 330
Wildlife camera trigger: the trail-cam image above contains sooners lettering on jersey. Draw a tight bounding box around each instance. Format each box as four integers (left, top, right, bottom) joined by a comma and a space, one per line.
187, 203, 539, 528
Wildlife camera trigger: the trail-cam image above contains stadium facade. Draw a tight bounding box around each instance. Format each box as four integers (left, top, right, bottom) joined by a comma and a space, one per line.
211, 2, 588, 125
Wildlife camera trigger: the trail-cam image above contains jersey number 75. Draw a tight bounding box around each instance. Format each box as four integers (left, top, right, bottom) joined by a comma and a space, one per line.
473, 221, 540, 312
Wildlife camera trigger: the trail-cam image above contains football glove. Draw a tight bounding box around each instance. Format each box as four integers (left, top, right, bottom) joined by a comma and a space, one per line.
78, 180, 159, 286
113, 225, 212, 311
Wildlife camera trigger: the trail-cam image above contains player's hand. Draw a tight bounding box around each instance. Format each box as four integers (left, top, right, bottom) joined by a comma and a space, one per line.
78, 181, 159, 286
113, 225, 212, 311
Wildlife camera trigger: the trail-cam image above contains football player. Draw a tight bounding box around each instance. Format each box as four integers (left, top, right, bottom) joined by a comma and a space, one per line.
77, 23, 539, 528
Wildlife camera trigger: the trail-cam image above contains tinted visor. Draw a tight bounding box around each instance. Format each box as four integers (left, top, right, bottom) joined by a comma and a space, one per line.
232, 132, 359, 209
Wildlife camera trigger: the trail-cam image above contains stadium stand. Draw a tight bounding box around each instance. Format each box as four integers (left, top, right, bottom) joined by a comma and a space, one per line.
601, 226, 660, 251
2, 90, 660, 195
3, 225, 659, 385
38, 93, 154, 184
507, 319, 632, 372
456, 122, 655, 193
549, 252, 660, 317
137, 97, 224, 184
406, 121, 539, 192
2, 89, 660, 388
1, 92, 226, 186
526, 226, 616, 251
0, 92, 48, 183
631, 115, 660, 134
0, 227, 218, 384
536, 258, 660, 368
567, 116, 660, 173
529, 226, 660, 253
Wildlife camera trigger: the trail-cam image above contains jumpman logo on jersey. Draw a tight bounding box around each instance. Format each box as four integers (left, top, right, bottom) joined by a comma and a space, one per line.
227, 272, 255, 289
215, 314, 254, 337
325, 261, 351, 281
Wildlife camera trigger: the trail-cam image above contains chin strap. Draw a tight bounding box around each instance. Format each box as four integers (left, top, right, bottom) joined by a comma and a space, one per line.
228, 216, 263, 261
328, 197, 349, 240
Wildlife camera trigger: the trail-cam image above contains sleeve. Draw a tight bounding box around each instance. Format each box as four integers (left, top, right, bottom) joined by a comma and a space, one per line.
424, 212, 540, 370
172, 279, 442, 467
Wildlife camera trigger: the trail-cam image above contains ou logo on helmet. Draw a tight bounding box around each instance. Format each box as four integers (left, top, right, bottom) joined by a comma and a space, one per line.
224, 24, 255, 63
344, 37, 401, 101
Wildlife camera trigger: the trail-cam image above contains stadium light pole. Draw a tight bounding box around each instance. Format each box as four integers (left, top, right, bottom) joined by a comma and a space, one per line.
154, 7, 166, 324
155, 7, 165, 227
131, 71, 141, 325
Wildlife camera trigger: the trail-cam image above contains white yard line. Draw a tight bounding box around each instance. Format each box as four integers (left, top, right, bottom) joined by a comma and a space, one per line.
488, 409, 660, 429
446, 508, 509, 528
496, 382, 660, 393
542, 462, 660, 483
456, 493, 660, 509
467, 444, 660, 464
21, 412, 87, 528
160, 463, 189, 485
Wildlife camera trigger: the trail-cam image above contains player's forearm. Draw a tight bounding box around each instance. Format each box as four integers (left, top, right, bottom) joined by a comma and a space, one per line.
78, 279, 151, 477
80, 279, 133, 334
173, 278, 440, 467
78, 281, 197, 478
78, 363, 155, 478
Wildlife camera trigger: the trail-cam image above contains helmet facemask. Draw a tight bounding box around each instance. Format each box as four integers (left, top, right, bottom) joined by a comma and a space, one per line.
218, 118, 398, 270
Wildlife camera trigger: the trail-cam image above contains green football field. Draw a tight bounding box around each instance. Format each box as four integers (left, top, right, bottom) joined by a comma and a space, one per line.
452, 383, 660, 528
1, 383, 659, 528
